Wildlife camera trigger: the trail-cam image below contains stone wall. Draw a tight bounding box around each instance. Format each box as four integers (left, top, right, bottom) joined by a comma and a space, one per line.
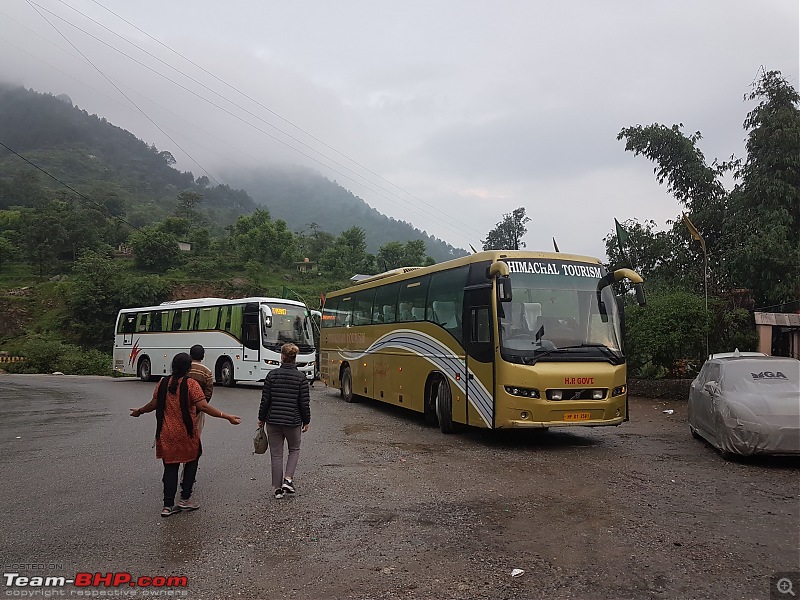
629, 379, 693, 400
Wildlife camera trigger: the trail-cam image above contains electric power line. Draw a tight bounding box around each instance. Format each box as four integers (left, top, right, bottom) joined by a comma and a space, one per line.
25, 0, 255, 217
0, 140, 140, 231
81, 0, 487, 242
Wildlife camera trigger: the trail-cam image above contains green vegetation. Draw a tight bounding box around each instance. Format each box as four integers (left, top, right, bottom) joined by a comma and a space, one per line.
0, 71, 797, 380
611, 69, 798, 378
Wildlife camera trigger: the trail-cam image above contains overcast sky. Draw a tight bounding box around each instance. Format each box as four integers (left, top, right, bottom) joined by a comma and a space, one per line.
1, 0, 797, 258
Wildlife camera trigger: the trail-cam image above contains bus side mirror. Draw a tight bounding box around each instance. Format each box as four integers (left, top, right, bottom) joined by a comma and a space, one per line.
261, 306, 273, 328
633, 283, 646, 307
498, 276, 512, 302
488, 261, 512, 303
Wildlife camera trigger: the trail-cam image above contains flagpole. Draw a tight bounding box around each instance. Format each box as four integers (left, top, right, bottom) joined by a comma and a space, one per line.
683, 213, 709, 358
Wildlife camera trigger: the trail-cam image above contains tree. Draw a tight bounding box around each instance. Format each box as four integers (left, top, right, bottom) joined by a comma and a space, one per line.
129, 227, 182, 271
69, 250, 170, 346
18, 202, 67, 275
320, 226, 374, 279
377, 239, 433, 270
0, 235, 15, 272
232, 209, 296, 263
159, 150, 176, 166
377, 241, 405, 270
175, 190, 206, 229
482, 207, 530, 250
604, 218, 693, 290
723, 70, 800, 306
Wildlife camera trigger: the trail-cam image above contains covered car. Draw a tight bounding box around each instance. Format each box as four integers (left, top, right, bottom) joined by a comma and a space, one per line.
688, 354, 800, 457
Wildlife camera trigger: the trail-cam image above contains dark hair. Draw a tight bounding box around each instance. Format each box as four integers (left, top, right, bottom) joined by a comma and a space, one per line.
189, 344, 205, 361
155, 352, 194, 440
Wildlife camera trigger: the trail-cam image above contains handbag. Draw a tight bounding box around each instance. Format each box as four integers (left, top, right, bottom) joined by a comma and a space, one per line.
253, 424, 268, 454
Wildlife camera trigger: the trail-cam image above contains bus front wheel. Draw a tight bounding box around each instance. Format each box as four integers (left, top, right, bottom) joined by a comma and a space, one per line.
434, 377, 454, 434
219, 359, 236, 388
137, 357, 154, 382
341, 365, 355, 403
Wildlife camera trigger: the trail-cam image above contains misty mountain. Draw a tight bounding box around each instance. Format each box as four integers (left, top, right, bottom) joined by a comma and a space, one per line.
231, 166, 467, 260
0, 84, 466, 261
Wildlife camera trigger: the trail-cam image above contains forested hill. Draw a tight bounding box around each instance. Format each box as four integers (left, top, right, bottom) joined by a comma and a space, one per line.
0, 85, 466, 260
0, 84, 254, 228
233, 167, 467, 260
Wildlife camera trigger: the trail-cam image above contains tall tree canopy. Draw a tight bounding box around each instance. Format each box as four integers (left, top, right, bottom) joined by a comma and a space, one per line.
723, 70, 800, 306
614, 69, 799, 307
482, 207, 530, 250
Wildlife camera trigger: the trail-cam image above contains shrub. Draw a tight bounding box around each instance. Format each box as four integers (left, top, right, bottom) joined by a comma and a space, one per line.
5, 335, 112, 375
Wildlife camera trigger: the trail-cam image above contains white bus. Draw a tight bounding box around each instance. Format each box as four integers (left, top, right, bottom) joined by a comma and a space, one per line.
113, 297, 317, 385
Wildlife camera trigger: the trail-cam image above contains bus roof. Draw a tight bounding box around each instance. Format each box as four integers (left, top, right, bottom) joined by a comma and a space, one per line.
327, 249, 603, 297
117, 296, 309, 313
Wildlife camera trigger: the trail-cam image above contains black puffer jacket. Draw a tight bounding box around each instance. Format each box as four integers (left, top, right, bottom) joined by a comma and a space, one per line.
258, 363, 311, 426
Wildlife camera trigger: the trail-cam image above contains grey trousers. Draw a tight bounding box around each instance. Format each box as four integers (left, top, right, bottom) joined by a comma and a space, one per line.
266, 424, 302, 489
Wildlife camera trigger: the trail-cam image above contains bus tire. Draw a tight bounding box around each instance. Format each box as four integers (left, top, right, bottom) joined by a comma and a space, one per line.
341, 365, 356, 402
137, 356, 155, 382
434, 376, 455, 434
218, 359, 236, 388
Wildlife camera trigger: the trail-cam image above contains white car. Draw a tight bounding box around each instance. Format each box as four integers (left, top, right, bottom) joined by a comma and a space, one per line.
688, 352, 800, 457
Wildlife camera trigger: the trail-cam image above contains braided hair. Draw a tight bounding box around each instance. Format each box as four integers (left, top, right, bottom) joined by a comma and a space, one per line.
155, 352, 195, 439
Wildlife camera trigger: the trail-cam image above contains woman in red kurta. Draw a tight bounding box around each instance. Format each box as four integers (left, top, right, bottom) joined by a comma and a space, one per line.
131, 352, 241, 517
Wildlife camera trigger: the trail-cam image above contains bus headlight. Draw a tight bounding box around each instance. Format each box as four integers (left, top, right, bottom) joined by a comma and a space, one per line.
612, 385, 626, 397
592, 389, 605, 400
504, 386, 540, 398
264, 359, 280, 366
550, 390, 563, 401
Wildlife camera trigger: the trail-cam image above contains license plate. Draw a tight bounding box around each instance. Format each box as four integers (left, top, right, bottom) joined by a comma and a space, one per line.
563, 411, 592, 421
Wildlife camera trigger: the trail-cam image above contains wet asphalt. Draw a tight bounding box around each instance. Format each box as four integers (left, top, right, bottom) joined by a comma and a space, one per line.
0, 374, 798, 600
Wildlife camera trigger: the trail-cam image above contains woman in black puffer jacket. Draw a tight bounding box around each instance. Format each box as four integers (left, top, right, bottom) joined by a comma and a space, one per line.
258, 343, 311, 499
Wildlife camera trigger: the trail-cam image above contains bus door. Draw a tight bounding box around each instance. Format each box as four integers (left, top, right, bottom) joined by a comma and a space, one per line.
463, 283, 495, 428
242, 302, 261, 363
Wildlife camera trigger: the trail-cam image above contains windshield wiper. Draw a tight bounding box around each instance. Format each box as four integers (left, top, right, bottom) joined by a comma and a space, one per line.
529, 343, 622, 365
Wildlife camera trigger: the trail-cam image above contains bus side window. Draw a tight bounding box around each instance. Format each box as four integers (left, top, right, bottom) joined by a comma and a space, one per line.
374, 282, 400, 325
136, 312, 150, 332
171, 310, 182, 331
190, 309, 200, 331
218, 306, 231, 331
199, 307, 218, 330
398, 276, 430, 323
149, 311, 163, 332
427, 265, 468, 343
120, 313, 136, 334
336, 297, 353, 328
321, 297, 339, 328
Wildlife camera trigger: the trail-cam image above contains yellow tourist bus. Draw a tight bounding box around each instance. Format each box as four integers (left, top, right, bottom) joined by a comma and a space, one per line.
320, 250, 645, 433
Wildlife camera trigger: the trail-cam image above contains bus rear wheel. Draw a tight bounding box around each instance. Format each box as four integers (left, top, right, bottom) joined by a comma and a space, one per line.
434, 376, 454, 434
137, 357, 154, 382
341, 365, 355, 403
219, 359, 236, 387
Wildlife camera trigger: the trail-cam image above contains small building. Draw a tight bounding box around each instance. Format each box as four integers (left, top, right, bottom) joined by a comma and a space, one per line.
178, 241, 192, 252
296, 258, 317, 273
754, 312, 800, 359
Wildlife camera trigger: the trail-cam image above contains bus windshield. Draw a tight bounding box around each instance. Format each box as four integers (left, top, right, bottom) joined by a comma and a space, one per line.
499, 260, 623, 364
262, 303, 314, 351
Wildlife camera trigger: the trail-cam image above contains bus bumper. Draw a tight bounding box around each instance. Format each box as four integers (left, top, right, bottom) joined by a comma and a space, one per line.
507, 416, 625, 428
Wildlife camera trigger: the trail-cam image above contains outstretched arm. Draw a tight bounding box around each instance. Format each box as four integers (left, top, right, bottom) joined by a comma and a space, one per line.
196, 399, 241, 424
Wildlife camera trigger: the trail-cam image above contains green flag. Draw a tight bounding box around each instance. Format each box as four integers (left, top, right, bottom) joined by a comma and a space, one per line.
614, 218, 629, 254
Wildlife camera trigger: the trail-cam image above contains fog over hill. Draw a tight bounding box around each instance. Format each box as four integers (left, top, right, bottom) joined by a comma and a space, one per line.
0, 84, 466, 261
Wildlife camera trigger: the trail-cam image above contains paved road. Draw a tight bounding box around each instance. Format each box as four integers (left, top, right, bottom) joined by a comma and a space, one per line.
0, 374, 798, 600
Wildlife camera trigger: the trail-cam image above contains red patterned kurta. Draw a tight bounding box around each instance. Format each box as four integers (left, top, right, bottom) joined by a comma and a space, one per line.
152, 377, 205, 463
